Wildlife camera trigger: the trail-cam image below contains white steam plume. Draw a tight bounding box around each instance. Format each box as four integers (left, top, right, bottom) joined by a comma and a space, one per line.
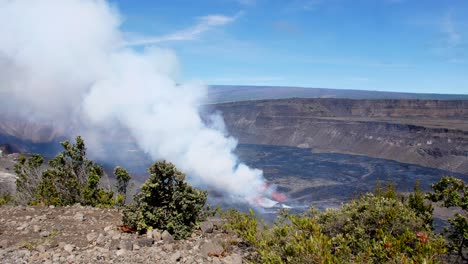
0, 0, 265, 201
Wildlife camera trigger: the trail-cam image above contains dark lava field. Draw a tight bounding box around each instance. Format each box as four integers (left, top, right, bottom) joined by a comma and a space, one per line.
235, 144, 468, 209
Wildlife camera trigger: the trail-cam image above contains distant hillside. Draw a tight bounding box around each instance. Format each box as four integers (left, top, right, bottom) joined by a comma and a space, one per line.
208, 98, 468, 174
207, 85, 468, 103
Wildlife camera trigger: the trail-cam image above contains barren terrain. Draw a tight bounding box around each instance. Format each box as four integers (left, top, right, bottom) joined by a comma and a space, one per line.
0, 205, 245, 264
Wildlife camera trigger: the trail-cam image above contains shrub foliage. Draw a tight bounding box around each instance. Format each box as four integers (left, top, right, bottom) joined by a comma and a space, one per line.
122, 160, 207, 239
225, 191, 447, 263
224, 209, 339, 263
317, 194, 445, 263
114, 166, 131, 205
15, 154, 44, 202
15, 136, 119, 207
0, 192, 13, 206
427, 176, 468, 262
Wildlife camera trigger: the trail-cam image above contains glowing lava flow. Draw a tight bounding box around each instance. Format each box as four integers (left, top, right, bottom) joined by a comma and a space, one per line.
253, 182, 289, 208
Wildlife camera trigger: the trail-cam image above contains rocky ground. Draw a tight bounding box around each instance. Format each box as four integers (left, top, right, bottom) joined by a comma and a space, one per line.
0, 205, 247, 264
0, 153, 18, 195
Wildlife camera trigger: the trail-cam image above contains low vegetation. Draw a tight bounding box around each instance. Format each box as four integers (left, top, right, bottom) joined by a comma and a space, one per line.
428, 176, 468, 262
114, 166, 132, 205
0, 191, 12, 205
122, 160, 208, 239
224, 180, 468, 263
5, 136, 468, 262
224, 194, 446, 263
14, 136, 131, 207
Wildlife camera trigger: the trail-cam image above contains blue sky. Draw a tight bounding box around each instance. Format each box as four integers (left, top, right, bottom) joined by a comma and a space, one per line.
113, 0, 468, 94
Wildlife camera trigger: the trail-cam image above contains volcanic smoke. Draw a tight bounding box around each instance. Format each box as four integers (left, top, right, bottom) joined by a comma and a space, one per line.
0, 0, 283, 204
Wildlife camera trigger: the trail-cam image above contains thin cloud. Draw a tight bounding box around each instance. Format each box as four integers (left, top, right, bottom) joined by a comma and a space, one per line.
296, 57, 413, 69
283, 0, 323, 13
125, 13, 240, 46
441, 13, 461, 48
302, 0, 322, 11
237, 0, 256, 6
408, 12, 466, 62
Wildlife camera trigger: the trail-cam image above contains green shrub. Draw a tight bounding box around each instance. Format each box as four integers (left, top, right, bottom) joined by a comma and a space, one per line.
427, 176, 468, 262
0, 192, 13, 205
224, 209, 338, 263
375, 180, 400, 200
122, 160, 207, 239
225, 193, 446, 263
15, 154, 44, 202
114, 166, 131, 205
376, 180, 434, 229
408, 180, 433, 228
317, 194, 446, 263
223, 209, 262, 246
15, 136, 115, 207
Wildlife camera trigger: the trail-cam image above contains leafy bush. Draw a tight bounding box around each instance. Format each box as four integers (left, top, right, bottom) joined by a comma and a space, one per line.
225, 193, 446, 263
408, 180, 434, 228
317, 194, 445, 263
427, 176, 468, 262
15, 154, 44, 202
114, 166, 131, 205
376, 180, 434, 229
0, 192, 13, 205
122, 160, 207, 239
15, 136, 116, 207
224, 209, 338, 263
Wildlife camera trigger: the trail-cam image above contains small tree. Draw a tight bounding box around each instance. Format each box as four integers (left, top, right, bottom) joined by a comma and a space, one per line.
15, 154, 44, 203
35, 169, 60, 205
114, 166, 131, 205
408, 180, 434, 228
122, 160, 207, 239
15, 136, 114, 207
46, 137, 90, 204
427, 176, 468, 262
82, 164, 107, 206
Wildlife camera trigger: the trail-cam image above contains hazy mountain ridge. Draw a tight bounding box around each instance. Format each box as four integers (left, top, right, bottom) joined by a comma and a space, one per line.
207, 85, 468, 103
